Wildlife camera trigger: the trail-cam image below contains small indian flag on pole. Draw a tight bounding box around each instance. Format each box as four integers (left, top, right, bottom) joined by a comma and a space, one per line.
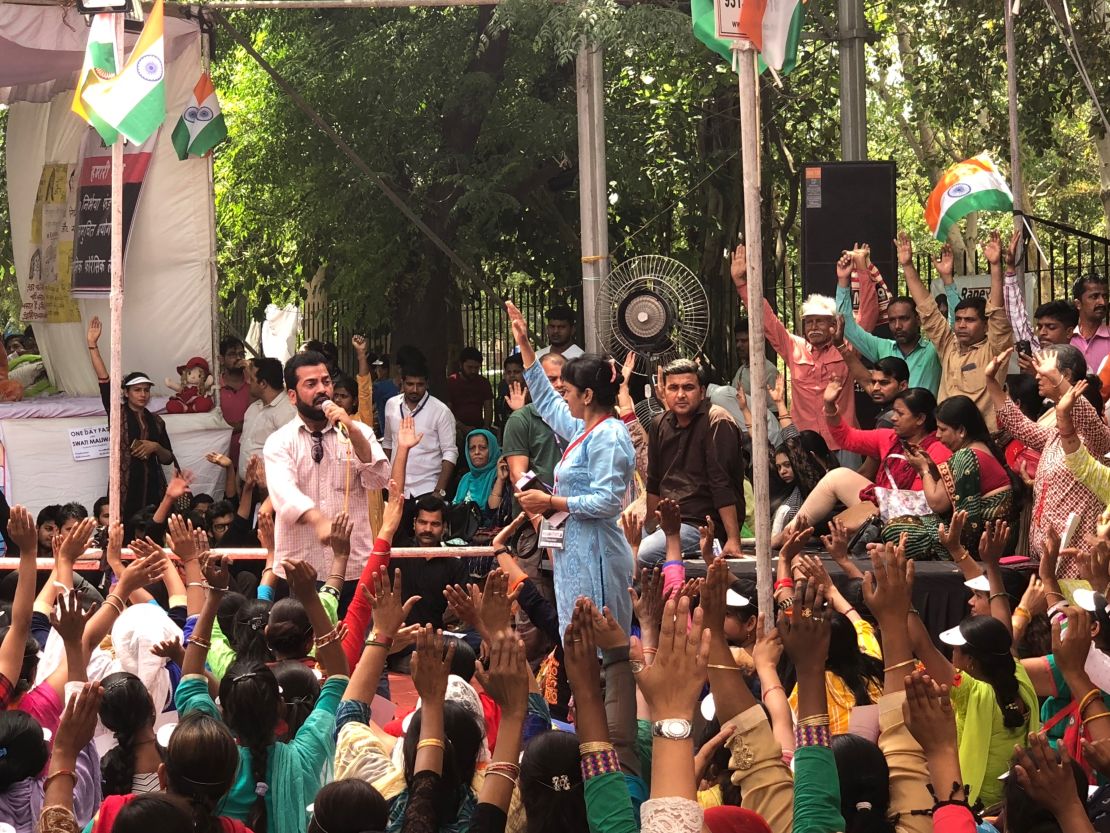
80, 0, 166, 145
172, 73, 228, 160
692, 0, 807, 75
925, 153, 1014, 241
71, 14, 120, 146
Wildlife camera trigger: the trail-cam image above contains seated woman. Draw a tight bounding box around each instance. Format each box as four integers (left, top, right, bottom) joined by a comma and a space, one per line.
769, 419, 840, 547
452, 429, 510, 528
885, 395, 1014, 561
783, 381, 947, 537
913, 614, 1038, 809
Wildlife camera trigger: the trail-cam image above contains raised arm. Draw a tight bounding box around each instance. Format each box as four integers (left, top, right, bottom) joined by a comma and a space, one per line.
979, 521, 1013, 635
896, 233, 929, 306
87, 316, 108, 381
731, 245, 795, 360
181, 555, 230, 679
286, 559, 349, 678
473, 632, 531, 817
0, 507, 38, 690
982, 230, 1005, 312
342, 565, 417, 704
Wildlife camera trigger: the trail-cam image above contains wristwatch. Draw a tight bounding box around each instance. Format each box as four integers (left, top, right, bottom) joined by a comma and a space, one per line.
651, 719, 693, 740
433, 489, 447, 498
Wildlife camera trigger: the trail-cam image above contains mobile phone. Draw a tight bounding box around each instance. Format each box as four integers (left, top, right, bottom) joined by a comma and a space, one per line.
514, 471, 561, 520
1016, 340, 1032, 357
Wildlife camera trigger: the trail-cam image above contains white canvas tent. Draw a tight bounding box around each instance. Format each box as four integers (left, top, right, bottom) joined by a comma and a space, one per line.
0, 2, 230, 513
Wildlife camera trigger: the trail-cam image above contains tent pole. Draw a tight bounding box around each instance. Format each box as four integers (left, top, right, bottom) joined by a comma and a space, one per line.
1003, 0, 1025, 237
735, 40, 773, 627
108, 13, 125, 527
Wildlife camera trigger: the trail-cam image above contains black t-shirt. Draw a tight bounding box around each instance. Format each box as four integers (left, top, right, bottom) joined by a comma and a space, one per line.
394, 555, 468, 629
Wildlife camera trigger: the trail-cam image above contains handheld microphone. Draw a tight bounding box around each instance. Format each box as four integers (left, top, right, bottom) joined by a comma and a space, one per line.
320, 399, 350, 439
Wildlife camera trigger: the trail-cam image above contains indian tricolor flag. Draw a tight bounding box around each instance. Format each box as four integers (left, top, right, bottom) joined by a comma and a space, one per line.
692, 0, 806, 75
71, 14, 119, 146
79, 0, 166, 145
925, 154, 1015, 241
172, 73, 228, 160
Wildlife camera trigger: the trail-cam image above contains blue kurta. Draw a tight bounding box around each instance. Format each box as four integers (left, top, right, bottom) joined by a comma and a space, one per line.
523, 361, 636, 638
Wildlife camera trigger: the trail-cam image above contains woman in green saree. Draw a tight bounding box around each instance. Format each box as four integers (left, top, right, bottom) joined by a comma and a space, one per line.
883, 395, 1014, 560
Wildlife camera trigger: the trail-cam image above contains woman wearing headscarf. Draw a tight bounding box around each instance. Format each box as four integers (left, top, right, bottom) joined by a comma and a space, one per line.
453, 429, 510, 527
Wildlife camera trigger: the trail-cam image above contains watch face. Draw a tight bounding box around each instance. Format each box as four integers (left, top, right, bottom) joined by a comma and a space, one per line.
656, 719, 691, 739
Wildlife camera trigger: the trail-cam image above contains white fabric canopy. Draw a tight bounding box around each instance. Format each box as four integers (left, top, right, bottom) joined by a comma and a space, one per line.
3, 3, 214, 397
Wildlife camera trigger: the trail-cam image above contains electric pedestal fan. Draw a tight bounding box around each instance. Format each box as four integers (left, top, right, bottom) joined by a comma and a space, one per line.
597, 255, 710, 429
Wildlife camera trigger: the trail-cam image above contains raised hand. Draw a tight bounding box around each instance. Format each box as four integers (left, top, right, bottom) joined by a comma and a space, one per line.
1052, 606, 1092, 681
118, 548, 168, 596
205, 452, 232, 469
1089, 540, 1110, 597
411, 626, 455, 704
894, 232, 913, 267
778, 524, 813, 565
284, 559, 317, 599
852, 243, 871, 272
700, 555, 731, 635
862, 541, 914, 626
8, 505, 37, 556
50, 590, 93, 643
1056, 378, 1088, 418
590, 602, 629, 651
492, 511, 529, 553
797, 554, 834, 590
751, 613, 783, 673
635, 596, 710, 718
53, 682, 102, 760
257, 510, 275, 553
730, 245, 748, 288
562, 599, 601, 696
151, 637, 185, 666
1004, 229, 1023, 269
1012, 732, 1086, 818
167, 515, 198, 560
698, 515, 716, 562
778, 578, 831, 674
934, 243, 954, 279
836, 251, 854, 282
982, 230, 1003, 266
351, 334, 368, 354
1018, 574, 1047, 617
330, 513, 353, 559
58, 517, 96, 565
86, 316, 102, 348
480, 570, 517, 638
655, 498, 682, 538
504, 382, 527, 412
443, 583, 481, 631
202, 554, 230, 591
475, 632, 530, 716
366, 567, 418, 639
984, 346, 1014, 380
820, 518, 850, 564
979, 520, 1010, 567
396, 415, 423, 450
505, 301, 531, 350
822, 378, 843, 407
619, 508, 643, 552
902, 671, 956, 756
629, 566, 665, 641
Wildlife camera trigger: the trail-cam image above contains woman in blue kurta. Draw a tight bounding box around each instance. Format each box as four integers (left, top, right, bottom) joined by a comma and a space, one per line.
506, 301, 636, 636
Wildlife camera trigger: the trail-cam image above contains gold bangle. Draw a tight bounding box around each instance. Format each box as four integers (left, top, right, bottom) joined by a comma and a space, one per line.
797, 713, 830, 728
1013, 607, 1031, 621
883, 659, 916, 674
989, 592, 1008, 601
708, 663, 743, 672
578, 741, 614, 755
104, 594, 125, 615
952, 550, 970, 563
1083, 710, 1110, 727
417, 738, 446, 750
189, 636, 211, 650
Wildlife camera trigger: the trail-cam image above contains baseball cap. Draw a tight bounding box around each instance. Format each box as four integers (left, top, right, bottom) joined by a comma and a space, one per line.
122, 372, 154, 387
938, 624, 967, 646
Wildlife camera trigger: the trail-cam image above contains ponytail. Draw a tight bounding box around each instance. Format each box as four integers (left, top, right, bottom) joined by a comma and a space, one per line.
219, 661, 279, 833
99, 672, 159, 796
957, 616, 1025, 729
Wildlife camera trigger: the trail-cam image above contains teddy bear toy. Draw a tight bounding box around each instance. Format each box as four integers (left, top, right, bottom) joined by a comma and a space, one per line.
166, 356, 215, 413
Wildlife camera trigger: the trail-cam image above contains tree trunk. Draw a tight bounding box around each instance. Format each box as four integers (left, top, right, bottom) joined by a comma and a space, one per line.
1094, 129, 1110, 237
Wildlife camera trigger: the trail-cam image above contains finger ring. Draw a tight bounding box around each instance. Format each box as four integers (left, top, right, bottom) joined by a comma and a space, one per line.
571, 638, 583, 643
630, 661, 645, 674
802, 608, 813, 618
812, 615, 824, 622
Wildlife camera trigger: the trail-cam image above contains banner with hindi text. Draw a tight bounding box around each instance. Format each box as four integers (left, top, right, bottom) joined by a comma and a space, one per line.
22, 162, 81, 324
71, 127, 159, 296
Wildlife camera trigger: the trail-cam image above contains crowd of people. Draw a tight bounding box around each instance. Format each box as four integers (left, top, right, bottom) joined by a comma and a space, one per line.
7, 228, 1110, 833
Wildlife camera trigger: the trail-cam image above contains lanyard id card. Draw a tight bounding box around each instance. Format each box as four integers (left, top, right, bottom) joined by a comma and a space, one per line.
538, 512, 568, 550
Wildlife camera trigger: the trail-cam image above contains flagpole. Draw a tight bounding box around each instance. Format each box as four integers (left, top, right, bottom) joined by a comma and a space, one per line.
1003, 0, 1025, 239
108, 12, 125, 528
734, 39, 773, 628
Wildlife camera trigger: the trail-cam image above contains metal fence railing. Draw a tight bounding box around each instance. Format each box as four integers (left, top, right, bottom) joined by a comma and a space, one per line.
218, 216, 1110, 387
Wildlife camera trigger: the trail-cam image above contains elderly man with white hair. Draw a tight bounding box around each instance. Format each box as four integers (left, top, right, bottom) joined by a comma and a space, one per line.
730, 244, 857, 454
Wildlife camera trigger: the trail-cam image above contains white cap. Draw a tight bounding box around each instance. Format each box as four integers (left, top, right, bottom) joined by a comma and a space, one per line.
801, 294, 837, 319
964, 574, 990, 592
726, 588, 750, 608
1073, 588, 1100, 613
123, 374, 155, 387
939, 624, 967, 646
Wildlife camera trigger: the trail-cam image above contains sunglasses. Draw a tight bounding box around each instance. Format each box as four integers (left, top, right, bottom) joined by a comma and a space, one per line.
311, 431, 324, 464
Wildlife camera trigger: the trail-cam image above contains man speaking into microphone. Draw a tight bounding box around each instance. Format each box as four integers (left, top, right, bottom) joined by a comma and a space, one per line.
264, 350, 392, 609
